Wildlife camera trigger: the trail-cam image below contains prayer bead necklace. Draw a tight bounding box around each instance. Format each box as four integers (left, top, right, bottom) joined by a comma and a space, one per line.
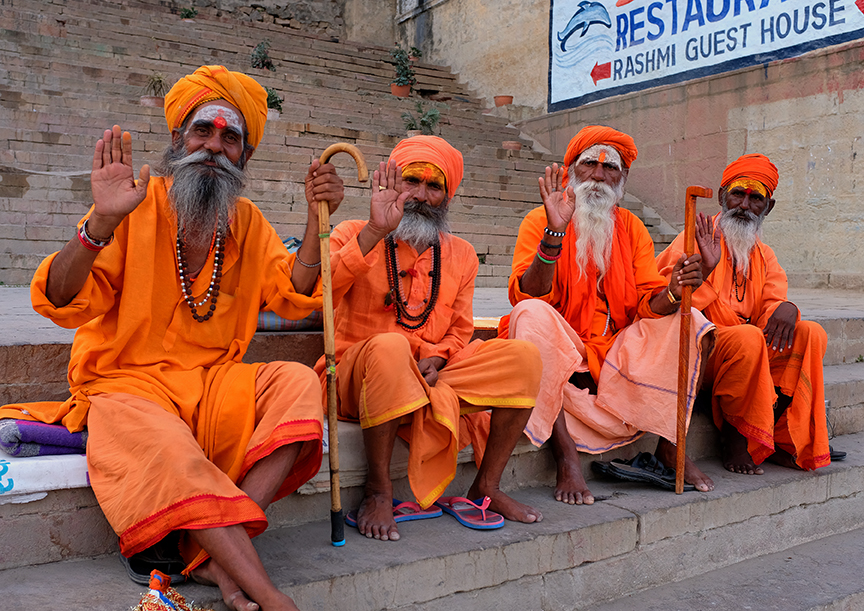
732, 264, 747, 303
384, 234, 441, 330
176, 221, 223, 323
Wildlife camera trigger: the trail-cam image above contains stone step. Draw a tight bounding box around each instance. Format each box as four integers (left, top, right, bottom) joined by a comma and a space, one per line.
0, 431, 860, 610
593, 526, 864, 610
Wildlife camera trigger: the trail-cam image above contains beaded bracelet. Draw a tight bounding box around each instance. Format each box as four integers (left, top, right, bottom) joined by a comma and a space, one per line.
544, 226, 566, 238
294, 251, 321, 268
536, 243, 561, 264
539, 239, 562, 251
77, 218, 114, 252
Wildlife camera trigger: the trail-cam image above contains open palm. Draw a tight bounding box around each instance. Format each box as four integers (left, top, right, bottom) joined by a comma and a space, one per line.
538, 163, 575, 232
90, 125, 150, 226
370, 160, 409, 235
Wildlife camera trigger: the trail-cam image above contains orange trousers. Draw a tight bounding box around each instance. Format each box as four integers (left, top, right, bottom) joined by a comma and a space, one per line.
705, 321, 830, 470
335, 333, 541, 508
87, 361, 323, 571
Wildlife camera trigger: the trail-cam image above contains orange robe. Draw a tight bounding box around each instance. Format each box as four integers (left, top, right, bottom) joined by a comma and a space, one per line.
657, 223, 830, 470
0, 177, 325, 567
501, 206, 715, 451
316, 220, 542, 508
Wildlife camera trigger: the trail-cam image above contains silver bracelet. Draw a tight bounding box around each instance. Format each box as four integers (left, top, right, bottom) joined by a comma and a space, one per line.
294, 251, 321, 268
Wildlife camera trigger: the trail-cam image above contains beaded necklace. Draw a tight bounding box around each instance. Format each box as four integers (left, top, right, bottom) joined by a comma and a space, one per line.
732, 263, 747, 303
384, 235, 441, 330
176, 219, 224, 323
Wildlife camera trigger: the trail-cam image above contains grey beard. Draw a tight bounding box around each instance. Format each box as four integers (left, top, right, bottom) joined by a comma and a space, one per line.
389, 198, 450, 251
160, 146, 246, 250
568, 172, 624, 284
719, 201, 765, 276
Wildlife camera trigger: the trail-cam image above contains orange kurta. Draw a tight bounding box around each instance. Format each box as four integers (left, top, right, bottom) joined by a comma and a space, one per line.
316, 220, 541, 508
503, 205, 668, 380
0, 176, 325, 562
657, 224, 830, 470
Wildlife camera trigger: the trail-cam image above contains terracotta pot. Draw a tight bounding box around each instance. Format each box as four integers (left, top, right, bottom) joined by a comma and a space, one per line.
406, 130, 422, 138
494, 95, 514, 107
267, 108, 280, 120
502, 141, 523, 151
391, 83, 411, 97
139, 96, 164, 107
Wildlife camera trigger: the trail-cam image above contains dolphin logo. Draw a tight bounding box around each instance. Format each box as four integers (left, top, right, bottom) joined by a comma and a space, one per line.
558, 1, 612, 51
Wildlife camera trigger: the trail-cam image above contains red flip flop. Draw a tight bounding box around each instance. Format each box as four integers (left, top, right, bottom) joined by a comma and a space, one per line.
434, 496, 504, 530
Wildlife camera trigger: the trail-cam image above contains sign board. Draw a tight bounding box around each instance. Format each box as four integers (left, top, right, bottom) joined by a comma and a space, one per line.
549, 0, 864, 111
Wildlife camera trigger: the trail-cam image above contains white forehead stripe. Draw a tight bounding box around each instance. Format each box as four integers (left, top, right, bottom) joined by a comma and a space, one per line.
188, 105, 243, 134
576, 144, 622, 170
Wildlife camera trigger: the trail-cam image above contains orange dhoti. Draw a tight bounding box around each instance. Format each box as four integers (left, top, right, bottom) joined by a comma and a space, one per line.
705, 320, 829, 470
506, 299, 715, 452
86, 361, 323, 572
335, 333, 541, 509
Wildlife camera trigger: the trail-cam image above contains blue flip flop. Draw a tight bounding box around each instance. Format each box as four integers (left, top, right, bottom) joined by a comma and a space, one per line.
345, 498, 443, 528
434, 496, 504, 530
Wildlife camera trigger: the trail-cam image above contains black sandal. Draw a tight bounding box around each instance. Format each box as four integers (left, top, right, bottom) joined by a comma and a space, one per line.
592, 452, 696, 492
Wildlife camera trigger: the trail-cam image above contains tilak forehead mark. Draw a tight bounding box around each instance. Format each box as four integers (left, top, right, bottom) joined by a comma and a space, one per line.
187, 104, 243, 134
577, 144, 622, 169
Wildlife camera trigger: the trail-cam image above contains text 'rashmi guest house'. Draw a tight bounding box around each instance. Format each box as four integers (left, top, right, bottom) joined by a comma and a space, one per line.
549, 0, 863, 110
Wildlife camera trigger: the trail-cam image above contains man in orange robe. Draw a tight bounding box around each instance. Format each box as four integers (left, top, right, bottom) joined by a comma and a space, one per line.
657, 153, 831, 474
0, 65, 345, 611
319, 135, 543, 541
500, 126, 716, 505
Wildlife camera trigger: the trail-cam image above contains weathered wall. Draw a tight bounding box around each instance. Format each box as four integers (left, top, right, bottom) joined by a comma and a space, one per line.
393, 0, 548, 111
196, 0, 345, 37
518, 40, 864, 290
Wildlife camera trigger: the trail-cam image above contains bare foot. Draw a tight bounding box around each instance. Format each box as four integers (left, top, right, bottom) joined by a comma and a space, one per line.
766, 448, 802, 470
554, 452, 594, 505
466, 484, 542, 523
356, 492, 400, 541
191, 558, 261, 611
721, 421, 764, 475
656, 438, 715, 492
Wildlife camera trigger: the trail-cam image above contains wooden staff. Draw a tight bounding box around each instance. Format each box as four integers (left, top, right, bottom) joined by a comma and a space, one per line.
317, 143, 368, 543
676, 185, 713, 494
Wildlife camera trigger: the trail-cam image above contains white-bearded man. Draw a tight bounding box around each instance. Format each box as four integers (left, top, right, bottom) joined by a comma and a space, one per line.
499, 125, 717, 505
657, 153, 834, 475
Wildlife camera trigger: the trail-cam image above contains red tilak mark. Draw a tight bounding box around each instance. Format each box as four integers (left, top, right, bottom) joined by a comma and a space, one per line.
745, 188, 752, 195
598, 151, 606, 163
213, 116, 227, 129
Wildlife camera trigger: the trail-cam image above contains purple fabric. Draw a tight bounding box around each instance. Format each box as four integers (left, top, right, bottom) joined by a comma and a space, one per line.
0, 419, 87, 457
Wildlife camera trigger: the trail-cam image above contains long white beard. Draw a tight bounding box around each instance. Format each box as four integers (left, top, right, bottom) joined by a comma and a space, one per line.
568, 167, 625, 283
719, 205, 764, 276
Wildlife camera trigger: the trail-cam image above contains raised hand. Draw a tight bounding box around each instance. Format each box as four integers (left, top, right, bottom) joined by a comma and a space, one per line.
89, 125, 150, 237
370, 160, 410, 237
763, 302, 798, 352
305, 159, 344, 218
695, 212, 721, 280
538, 163, 575, 233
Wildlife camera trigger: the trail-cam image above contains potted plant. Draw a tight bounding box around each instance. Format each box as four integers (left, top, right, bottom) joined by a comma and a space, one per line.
401, 102, 441, 136
265, 87, 283, 119
389, 43, 416, 97
251, 40, 276, 72
140, 72, 170, 107
179, 6, 198, 20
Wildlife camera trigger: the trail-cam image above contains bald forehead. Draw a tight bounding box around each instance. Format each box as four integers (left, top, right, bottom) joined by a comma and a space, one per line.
575, 144, 623, 171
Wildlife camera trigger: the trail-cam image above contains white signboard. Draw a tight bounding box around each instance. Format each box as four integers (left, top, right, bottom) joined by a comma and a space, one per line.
549, 0, 864, 110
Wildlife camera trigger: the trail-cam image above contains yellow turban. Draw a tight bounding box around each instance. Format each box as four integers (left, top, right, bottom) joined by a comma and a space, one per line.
164, 65, 268, 149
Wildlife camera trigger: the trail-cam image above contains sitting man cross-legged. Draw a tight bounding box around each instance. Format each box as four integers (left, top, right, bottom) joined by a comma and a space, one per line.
0, 65, 345, 611
657, 153, 832, 474
499, 126, 717, 505
319, 135, 544, 541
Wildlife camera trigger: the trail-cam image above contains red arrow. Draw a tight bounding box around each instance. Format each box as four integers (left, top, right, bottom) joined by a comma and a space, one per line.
591, 62, 611, 86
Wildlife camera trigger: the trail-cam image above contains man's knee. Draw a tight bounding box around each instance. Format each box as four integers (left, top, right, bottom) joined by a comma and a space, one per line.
361, 333, 414, 371
511, 298, 557, 322
795, 320, 827, 347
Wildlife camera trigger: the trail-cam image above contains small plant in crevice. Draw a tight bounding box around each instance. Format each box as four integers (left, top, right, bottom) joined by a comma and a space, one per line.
265, 87, 284, 113
401, 101, 441, 135
144, 72, 171, 97
179, 6, 198, 18
251, 40, 276, 72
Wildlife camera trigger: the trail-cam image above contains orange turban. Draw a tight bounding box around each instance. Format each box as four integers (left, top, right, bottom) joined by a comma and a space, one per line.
164, 65, 268, 149
388, 136, 464, 199
562, 126, 638, 184
721, 153, 779, 196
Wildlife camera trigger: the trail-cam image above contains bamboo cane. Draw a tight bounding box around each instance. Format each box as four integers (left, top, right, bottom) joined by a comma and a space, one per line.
316, 143, 368, 543
676, 185, 713, 494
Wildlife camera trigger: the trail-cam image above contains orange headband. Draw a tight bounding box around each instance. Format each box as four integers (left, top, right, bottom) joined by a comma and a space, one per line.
726, 178, 768, 198
402, 162, 446, 190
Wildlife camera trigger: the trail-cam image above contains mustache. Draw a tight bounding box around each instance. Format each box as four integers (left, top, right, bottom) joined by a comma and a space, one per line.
402, 198, 446, 219
171, 148, 245, 179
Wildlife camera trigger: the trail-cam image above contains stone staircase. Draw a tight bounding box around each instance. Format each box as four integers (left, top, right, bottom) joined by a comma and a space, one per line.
0, 286, 863, 609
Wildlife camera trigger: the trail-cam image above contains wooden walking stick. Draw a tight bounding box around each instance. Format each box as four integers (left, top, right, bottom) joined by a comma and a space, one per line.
676, 185, 713, 494
316, 143, 368, 544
